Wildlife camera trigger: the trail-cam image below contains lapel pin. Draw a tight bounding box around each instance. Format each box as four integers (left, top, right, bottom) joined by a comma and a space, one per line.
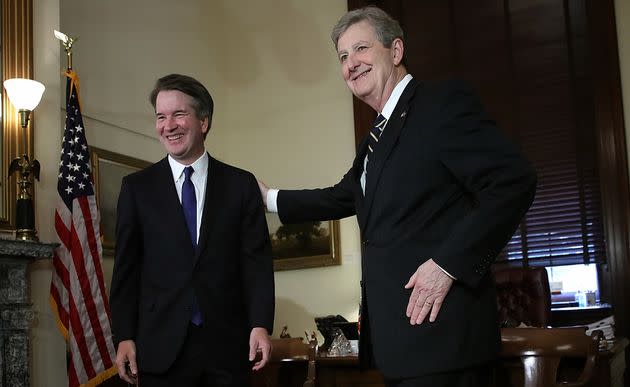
401, 111, 407, 118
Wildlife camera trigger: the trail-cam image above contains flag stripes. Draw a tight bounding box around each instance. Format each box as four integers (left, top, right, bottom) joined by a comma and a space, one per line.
50, 70, 117, 387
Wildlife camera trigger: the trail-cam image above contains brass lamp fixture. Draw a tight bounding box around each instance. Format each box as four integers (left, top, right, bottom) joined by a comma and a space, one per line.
3, 78, 45, 241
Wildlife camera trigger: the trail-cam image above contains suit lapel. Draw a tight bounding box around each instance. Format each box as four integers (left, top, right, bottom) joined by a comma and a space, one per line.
359, 79, 418, 231
153, 157, 196, 259
194, 154, 220, 266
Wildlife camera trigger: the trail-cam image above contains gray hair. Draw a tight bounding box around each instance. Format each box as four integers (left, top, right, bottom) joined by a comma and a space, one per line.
331, 6, 404, 50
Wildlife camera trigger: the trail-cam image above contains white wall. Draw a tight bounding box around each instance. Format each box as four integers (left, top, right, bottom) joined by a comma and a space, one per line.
31, 0, 64, 385
31, 1, 359, 385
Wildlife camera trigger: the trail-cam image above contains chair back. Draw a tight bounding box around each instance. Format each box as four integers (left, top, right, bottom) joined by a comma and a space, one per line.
493, 266, 551, 327
499, 327, 602, 387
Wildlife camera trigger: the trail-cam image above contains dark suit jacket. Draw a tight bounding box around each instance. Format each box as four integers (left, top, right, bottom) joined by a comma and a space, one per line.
110, 154, 274, 374
278, 79, 537, 379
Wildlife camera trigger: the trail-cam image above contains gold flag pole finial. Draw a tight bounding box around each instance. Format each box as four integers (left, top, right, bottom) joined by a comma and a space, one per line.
54, 30, 78, 70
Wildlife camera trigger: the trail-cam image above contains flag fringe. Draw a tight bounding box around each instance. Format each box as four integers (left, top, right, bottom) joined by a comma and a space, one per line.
79, 366, 118, 387
49, 294, 70, 341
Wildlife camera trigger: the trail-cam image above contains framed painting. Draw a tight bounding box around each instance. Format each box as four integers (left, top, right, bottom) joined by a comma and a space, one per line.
265, 212, 341, 271
89, 146, 151, 254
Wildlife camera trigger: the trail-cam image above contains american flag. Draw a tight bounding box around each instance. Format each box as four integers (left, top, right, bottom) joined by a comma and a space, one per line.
50, 70, 117, 386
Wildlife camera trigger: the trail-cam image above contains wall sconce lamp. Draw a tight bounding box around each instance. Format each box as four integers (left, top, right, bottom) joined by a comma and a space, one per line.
3, 78, 45, 241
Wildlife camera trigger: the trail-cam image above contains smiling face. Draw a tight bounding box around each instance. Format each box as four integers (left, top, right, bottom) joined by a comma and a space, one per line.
337, 20, 406, 112
155, 90, 208, 165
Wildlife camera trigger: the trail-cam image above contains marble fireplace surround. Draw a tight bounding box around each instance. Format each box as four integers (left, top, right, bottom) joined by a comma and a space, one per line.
0, 238, 56, 387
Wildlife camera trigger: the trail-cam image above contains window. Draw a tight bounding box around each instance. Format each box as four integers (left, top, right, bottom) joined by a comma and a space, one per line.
493, 106, 607, 307
494, 119, 606, 307
546, 264, 599, 308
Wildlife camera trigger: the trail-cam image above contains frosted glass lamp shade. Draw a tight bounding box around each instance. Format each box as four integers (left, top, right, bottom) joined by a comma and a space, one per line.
3, 78, 45, 111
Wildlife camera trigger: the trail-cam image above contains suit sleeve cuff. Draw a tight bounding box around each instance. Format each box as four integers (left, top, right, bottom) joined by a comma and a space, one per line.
435, 261, 457, 280
267, 189, 279, 212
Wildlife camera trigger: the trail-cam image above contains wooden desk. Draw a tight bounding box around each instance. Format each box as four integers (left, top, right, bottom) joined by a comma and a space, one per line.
250, 355, 384, 387
261, 338, 627, 387
316, 356, 384, 387
107, 338, 626, 387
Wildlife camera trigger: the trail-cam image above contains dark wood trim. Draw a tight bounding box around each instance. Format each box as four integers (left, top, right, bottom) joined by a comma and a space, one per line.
587, 0, 630, 338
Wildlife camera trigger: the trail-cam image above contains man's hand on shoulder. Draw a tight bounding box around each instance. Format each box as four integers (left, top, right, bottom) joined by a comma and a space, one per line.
404, 258, 454, 325
257, 180, 269, 207
115, 339, 138, 384
249, 327, 272, 371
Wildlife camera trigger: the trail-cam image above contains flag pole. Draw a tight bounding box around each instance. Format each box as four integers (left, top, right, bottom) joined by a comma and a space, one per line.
54, 28, 77, 384
54, 30, 77, 71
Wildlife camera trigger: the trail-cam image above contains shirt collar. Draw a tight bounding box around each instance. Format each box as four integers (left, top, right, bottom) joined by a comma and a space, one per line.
168, 151, 209, 182
380, 74, 413, 120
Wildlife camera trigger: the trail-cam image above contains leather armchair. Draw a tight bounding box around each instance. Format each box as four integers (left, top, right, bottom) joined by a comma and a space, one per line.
493, 266, 551, 327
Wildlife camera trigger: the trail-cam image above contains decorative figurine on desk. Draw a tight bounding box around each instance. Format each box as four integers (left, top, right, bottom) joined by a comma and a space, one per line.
279, 325, 291, 339
305, 331, 318, 346
327, 328, 352, 357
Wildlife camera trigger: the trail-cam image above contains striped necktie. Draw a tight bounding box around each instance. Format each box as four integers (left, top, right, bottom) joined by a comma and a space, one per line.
368, 114, 387, 156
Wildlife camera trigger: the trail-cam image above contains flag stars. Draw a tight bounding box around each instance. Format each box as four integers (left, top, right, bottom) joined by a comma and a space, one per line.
68, 151, 75, 158
78, 182, 86, 190
75, 125, 83, 132
77, 154, 84, 161
72, 164, 81, 172
65, 186, 73, 195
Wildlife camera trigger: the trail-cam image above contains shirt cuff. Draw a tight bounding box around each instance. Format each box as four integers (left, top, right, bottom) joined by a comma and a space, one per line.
435, 262, 457, 280
267, 189, 279, 213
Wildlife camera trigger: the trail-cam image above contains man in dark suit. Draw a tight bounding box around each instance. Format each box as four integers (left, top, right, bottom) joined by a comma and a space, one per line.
258, 6, 536, 387
110, 74, 275, 387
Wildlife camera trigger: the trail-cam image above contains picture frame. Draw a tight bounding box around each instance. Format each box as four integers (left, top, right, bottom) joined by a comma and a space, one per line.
265, 212, 341, 271
89, 146, 151, 254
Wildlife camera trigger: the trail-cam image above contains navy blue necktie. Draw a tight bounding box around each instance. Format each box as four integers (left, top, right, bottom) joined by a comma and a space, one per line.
182, 166, 197, 246
182, 166, 203, 326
